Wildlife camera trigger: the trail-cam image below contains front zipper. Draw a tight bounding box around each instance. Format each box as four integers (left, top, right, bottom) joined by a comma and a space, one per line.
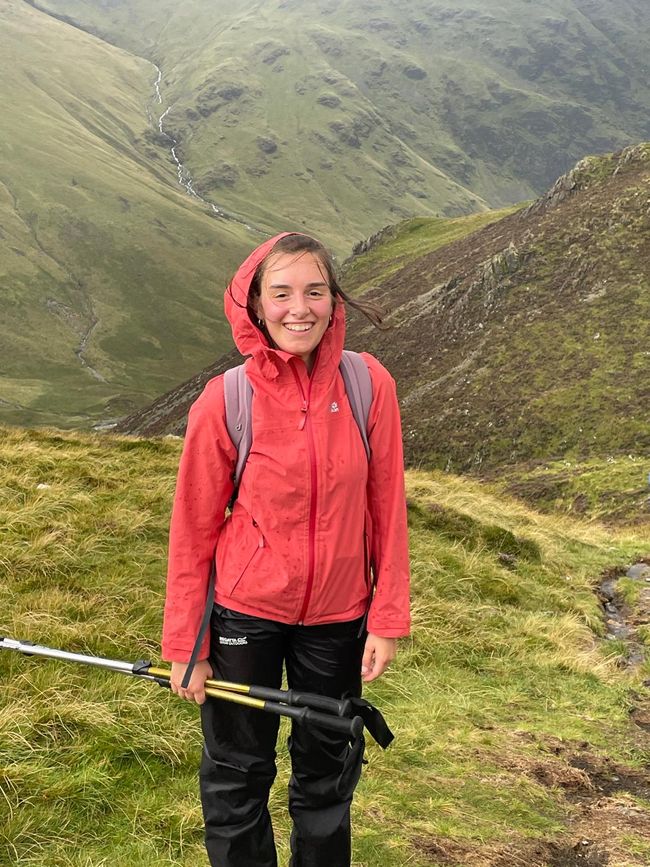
229, 518, 265, 596
290, 358, 319, 624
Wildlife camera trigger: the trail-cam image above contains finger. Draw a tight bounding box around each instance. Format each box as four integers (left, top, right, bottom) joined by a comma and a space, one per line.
361, 645, 374, 676
364, 655, 390, 683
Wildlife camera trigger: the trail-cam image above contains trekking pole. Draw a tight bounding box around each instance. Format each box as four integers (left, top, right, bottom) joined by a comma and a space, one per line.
0, 637, 363, 738
200, 678, 352, 717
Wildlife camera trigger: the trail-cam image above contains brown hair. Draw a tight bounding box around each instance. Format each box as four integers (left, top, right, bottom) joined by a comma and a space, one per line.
247, 233, 388, 329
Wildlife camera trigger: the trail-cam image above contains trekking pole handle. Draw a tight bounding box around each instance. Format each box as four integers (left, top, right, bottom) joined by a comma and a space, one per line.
201, 686, 363, 738
276, 702, 364, 738
245, 685, 351, 717
301, 707, 364, 739
283, 689, 352, 717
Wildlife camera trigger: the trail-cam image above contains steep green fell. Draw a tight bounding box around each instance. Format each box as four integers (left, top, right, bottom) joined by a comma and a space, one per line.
341, 144, 650, 475
0, 0, 251, 430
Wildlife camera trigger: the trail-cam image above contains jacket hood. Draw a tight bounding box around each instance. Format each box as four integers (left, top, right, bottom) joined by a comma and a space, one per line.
224, 232, 346, 372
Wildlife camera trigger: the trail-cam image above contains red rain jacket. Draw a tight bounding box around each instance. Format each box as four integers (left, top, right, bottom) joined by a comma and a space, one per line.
162, 234, 410, 662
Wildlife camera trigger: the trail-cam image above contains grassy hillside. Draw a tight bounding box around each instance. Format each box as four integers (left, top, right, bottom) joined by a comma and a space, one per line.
36, 0, 650, 239
1, 424, 649, 865
489, 455, 650, 527
0, 0, 252, 430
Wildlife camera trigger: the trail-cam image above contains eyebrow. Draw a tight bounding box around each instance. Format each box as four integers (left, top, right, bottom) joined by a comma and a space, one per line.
268, 281, 329, 289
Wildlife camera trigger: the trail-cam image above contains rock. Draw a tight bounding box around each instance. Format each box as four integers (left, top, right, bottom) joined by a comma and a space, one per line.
257, 137, 278, 155
473, 242, 527, 300
627, 563, 650, 580
349, 225, 397, 258
36, 483, 51, 490
612, 143, 650, 175
198, 163, 239, 191
260, 45, 290, 65
317, 94, 341, 109
403, 64, 427, 80
523, 162, 585, 215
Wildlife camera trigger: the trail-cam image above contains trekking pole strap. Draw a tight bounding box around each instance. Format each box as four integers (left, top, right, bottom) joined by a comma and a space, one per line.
180, 557, 216, 690
347, 697, 394, 748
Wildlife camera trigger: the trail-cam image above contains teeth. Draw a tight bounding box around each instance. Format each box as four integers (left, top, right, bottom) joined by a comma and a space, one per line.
284, 324, 313, 332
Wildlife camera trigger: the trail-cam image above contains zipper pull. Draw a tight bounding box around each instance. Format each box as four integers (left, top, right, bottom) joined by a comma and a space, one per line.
298, 400, 308, 430
252, 519, 265, 547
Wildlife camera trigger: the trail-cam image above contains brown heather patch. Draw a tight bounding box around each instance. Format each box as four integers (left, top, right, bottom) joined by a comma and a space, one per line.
412, 736, 650, 866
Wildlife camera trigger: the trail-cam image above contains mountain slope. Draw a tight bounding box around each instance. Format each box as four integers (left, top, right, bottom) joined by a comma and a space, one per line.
1, 423, 648, 865
4, 0, 650, 431
0, 0, 253, 429
116, 143, 650, 479
34, 0, 650, 242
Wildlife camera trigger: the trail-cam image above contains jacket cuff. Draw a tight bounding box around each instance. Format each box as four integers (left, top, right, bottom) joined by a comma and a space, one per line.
366, 618, 411, 639
161, 640, 210, 664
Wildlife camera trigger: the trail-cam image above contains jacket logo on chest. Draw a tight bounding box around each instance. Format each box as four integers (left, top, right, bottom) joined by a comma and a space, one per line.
330, 402, 339, 413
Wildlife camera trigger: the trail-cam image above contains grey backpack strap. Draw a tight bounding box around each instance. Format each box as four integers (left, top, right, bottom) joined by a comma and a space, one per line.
182, 365, 252, 689
224, 364, 254, 492
339, 350, 372, 460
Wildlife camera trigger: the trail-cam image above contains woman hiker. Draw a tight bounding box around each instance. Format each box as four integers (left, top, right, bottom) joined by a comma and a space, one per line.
162, 232, 410, 866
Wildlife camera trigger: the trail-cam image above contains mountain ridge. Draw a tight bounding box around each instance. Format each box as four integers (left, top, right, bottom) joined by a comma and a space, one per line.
115, 143, 650, 482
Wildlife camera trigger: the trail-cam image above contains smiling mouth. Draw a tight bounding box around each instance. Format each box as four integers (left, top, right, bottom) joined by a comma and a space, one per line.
283, 323, 314, 332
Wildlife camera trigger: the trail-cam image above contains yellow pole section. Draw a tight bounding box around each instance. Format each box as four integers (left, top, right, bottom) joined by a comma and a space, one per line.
147, 667, 252, 695
146, 668, 263, 708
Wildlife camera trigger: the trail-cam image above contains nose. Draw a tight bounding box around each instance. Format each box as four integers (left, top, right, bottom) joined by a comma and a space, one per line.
289, 291, 310, 317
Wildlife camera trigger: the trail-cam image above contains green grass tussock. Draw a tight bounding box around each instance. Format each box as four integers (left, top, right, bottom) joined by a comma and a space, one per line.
1, 426, 649, 865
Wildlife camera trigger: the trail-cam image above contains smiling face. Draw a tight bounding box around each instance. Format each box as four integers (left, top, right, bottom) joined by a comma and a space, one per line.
255, 251, 334, 372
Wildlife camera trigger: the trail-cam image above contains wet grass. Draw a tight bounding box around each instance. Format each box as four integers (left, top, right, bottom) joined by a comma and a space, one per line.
1, 426, 649, 864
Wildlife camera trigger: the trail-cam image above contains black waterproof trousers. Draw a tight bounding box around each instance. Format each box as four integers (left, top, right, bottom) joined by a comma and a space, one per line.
199, 604, 366, 867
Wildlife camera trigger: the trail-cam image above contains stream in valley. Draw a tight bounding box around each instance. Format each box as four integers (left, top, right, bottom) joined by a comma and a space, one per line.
153, 66, 263, 236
